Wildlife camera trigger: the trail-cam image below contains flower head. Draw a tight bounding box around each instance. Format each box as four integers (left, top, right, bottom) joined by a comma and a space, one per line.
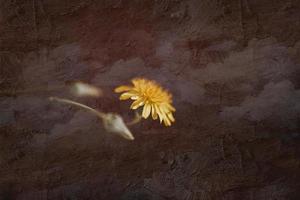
115, 78, 175, 126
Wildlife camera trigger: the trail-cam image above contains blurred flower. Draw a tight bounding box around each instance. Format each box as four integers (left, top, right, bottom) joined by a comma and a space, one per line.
115, 78, 175, 126
49, 97, 134, 140
71, 82, 103, 97
102, 113, 134, 140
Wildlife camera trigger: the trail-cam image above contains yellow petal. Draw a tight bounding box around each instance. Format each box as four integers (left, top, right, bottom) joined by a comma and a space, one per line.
167, 112, 175, 122
160, 104, 171, 114
120, 92, 137, 100
156, 105, 166, 123
155, 104, 163, 123
132, 79, 144, 90
139, 81, 147, 93
151, 104, 158, 120
166, 103, 176, 112
130, 96, 139, 100
160, 107, 169, 124
114, 85, 132, 93
163, 117, 171, 126
130, 97, 145, 109
142, 103, 151, 119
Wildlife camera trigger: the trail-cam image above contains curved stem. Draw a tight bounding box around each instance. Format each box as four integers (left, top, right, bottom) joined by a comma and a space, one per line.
49, 97, 106, 119
126, 111, 142, 126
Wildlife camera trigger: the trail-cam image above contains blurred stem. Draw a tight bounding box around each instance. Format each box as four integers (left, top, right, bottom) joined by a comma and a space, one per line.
49, 96, 142, 126
126, 111, 142, 126
49, 97, 106, 119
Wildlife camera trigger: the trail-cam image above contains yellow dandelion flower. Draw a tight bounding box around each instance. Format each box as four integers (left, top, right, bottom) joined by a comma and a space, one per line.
115, 78, 175, 126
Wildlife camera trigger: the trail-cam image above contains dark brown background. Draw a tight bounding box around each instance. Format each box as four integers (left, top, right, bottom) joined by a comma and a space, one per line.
0, 0, 300, 199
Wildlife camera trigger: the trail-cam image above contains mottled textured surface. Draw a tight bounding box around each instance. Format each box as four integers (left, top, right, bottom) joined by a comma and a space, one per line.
0, 0, 300, 199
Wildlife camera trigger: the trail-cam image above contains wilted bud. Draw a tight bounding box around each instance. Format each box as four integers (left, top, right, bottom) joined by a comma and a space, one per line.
71, 82, 103, 97
102, 113, 135, 140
